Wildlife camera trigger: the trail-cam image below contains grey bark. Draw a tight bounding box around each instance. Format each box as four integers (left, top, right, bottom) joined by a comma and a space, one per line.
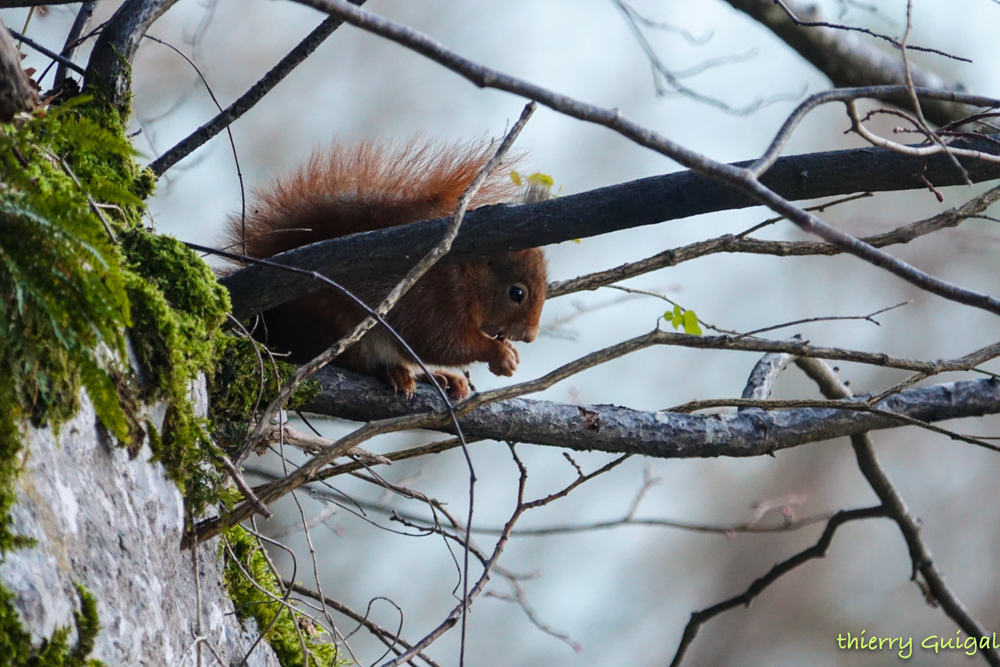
0, 0, 78, 6
0, 20, 37, 122
301, 367, 1000, 459
84, 0, 180, 109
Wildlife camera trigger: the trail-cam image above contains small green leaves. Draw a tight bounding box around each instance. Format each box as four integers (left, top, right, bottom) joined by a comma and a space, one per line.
668, 304, 703, 336
526, 172, 554, 187
511, 170, 556, 193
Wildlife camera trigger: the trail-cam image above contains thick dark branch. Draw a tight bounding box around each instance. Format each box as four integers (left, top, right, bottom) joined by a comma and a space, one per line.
0, 20, 38, 122
147, 1, 366, 177
84, 0, 180, 109
550, 183, 1000, 296
301, 368, 1000, 459
724, 0, 969, 126
220, 136, 1000, 321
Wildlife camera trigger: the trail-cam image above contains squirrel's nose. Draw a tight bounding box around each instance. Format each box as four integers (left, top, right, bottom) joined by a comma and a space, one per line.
523, 326, 538, 343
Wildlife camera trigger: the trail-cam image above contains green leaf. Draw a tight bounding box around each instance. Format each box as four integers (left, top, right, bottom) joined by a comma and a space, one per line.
682, 309, 702, 336
526, 172, 554, 187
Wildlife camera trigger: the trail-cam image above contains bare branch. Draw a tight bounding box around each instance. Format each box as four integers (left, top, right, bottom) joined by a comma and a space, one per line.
549, 181, 1000, 297
246, 464, 840, 537
148, 1, 368, 177
796, 357, 1000, 667
668, 506, 887, 667
301, 365, 1000, 461
84, 0, 180, 109
190, 354, 1000, 546
723, 0, 971, 125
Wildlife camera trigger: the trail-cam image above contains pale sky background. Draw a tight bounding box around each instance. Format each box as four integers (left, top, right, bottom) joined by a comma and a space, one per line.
5, 0, 1000, 665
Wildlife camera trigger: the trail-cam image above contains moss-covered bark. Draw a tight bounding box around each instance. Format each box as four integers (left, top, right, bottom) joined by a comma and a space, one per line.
0, 97, 232, 662
1, 84, 327, 664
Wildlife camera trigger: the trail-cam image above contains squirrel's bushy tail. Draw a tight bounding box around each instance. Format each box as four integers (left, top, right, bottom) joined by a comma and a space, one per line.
223, 138, 522, 261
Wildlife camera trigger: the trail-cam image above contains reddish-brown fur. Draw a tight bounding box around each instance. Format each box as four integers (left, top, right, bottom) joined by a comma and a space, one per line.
222, 139, 548, 399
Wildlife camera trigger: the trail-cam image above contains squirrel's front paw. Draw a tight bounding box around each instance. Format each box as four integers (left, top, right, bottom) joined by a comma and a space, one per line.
488, 338, 520, 377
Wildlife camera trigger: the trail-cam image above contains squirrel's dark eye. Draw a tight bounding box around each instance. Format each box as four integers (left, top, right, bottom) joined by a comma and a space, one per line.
508, 285, 525, 304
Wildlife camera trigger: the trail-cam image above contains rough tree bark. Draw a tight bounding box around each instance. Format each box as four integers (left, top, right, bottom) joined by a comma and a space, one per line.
0, 19, 37, 122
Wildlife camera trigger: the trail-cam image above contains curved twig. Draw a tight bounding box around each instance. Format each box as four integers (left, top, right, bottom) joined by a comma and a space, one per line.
669, 506, 887, 667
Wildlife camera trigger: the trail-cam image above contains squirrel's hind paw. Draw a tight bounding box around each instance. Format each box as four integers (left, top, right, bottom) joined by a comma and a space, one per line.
417, 370, 470, 400
382, 365, 417, 397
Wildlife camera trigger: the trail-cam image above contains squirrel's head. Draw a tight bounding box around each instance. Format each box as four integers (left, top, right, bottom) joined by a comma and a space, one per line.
478, 248, 547, 344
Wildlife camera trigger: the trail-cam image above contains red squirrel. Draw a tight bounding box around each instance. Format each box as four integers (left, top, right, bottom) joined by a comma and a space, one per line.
223, 139, 548, 400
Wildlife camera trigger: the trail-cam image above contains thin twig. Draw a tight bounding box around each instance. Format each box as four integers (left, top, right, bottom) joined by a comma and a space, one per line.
219, 454, 273, 519
148, 2, 367, 176
6, 27, 86, 74
668, 506, 887, 667
283, 581, 442, 667
770, 0, 968, 61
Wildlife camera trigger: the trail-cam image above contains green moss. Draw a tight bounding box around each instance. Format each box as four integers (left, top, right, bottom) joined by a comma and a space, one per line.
0, 97, 234, 656
1, 92, 327, 665
0, 106, 138, 550
122, 228, 231, 512
0, 582, 104, 666
209, 336, 319, 449
222, 526, 340, 667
